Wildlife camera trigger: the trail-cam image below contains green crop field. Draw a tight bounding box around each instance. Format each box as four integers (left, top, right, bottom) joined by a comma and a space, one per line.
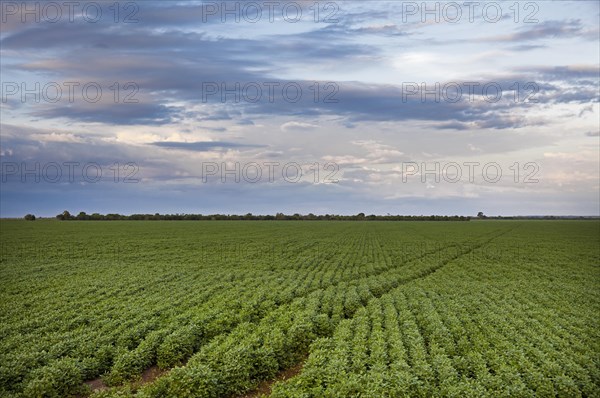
0, 220, 598, 398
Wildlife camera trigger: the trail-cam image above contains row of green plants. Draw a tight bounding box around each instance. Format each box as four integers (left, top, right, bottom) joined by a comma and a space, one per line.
2, 221, 596, 397
86, 230, 510, 397
270, 223, 600, 397
1, 221, 499, 397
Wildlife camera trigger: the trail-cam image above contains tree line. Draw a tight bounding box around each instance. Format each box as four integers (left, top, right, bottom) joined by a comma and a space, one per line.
52, 211, 471, 221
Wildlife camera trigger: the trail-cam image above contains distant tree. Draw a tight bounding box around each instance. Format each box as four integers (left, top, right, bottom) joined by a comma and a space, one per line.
477, 211, 485, 218
56, 210, 72, 220
90, 213, 102, 220
24, 214, 36, 221
50, 211, 472, 222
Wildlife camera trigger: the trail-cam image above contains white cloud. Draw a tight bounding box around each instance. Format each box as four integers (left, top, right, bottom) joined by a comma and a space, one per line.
280, 121, 319, 132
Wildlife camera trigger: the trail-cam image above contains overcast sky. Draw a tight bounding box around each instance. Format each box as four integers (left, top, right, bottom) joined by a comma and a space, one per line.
1, 0, 599, 217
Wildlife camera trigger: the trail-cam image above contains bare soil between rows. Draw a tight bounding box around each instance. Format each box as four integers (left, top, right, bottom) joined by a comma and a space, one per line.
82, 360, 304, 397
83, 365, 167, 395
237, 360, 306, 398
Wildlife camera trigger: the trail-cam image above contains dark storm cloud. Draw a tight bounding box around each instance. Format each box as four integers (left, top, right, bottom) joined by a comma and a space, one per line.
29, 103, 180, 125
2, 3, 598, 130
14, 73, 597, 129
223, 76, 592, 129
1, 12, 374, 62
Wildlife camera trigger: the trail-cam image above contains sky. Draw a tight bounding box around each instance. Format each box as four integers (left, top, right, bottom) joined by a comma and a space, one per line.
0, 0, 599, 217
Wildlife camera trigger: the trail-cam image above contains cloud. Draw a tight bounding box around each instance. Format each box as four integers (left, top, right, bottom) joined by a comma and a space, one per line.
480, 19, 594, 43
4, 70, 597, 130
280, 121, 318, 132
29, 132, 87, 143
0, 124, 153, 178
509, 44, 547, 52
0, 147, 14, 157
321, 155, 369, 167
351, 140, 404, 163
30, 103, 180, 125
1, 1, 598, 217
150, 141, 267, 152
4, 2, 597, 131
517, 65, 600, 81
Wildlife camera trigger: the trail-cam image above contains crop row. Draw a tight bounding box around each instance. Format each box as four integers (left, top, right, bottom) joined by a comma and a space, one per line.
4, 221, 595, 398
85, 229, 509, 397
2, 224, 501, 397
270, 226, 600, 397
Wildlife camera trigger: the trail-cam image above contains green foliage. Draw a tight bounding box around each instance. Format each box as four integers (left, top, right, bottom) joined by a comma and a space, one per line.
0, 220, 598, 397
156, 325, 202, 369
22, 357, 84, 398
53, 211, 472, 221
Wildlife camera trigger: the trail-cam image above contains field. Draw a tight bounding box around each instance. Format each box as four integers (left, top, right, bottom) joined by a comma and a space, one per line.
0, 220, 598, 397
